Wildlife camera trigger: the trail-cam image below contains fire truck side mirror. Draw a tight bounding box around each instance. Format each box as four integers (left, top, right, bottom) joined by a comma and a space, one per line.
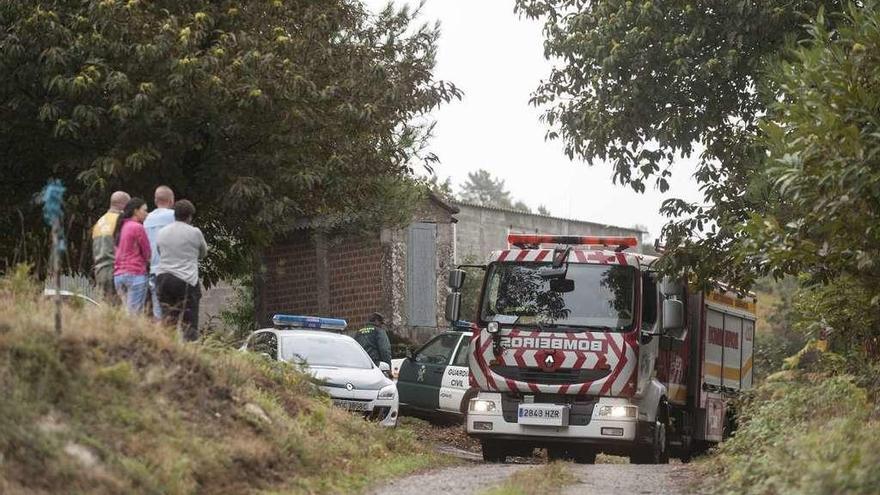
660, 277, 684, 297
445, 292, 462, 322
447, 269, 466, 291
662, 299, 684, 334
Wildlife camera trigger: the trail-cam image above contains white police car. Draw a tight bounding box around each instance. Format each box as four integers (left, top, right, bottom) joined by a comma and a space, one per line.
241, 314, 398, 427
392, 324, 475, 422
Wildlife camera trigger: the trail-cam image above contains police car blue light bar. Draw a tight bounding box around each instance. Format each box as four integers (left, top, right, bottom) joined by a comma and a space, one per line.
272, 314, 347, 331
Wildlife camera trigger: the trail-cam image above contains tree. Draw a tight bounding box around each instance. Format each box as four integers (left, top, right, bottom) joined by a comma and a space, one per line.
514, 0, 846, 289
536, 204, 551, 216
752, 4, 880, 358
424, 174, 455, 201
459, 168, 533, 212
0, 0, 460, 282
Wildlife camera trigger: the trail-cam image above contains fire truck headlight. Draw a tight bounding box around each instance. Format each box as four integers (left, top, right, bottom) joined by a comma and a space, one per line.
597, 405, 637, 419
487, 322, 500, 334
469, 399, 497, 413
377, 384, 397, 400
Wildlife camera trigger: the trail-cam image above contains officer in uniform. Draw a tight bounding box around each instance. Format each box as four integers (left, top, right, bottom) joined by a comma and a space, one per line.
354, 312, 392, 367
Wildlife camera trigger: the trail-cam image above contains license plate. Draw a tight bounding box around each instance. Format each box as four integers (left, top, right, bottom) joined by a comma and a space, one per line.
333, 399, 370, 412
517, 404, 568, 426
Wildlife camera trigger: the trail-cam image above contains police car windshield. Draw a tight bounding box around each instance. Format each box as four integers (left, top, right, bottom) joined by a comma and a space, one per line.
280, 334, 374, 369
481, 262, 635, 332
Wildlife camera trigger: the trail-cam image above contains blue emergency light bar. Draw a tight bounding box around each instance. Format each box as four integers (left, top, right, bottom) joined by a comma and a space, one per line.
272, 314, 347, 331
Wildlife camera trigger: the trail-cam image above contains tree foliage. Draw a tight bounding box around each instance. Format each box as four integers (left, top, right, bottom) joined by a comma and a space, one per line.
514, 0, 846, 290
0, 0, 459, 282
755, 4, 880, 290
459, 168, 537, 213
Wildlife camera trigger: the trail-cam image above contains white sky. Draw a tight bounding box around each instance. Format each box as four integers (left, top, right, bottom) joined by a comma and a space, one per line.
365, 0, 704, 242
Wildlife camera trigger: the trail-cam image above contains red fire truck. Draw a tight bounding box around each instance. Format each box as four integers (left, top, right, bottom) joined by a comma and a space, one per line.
445, 234, 755, 463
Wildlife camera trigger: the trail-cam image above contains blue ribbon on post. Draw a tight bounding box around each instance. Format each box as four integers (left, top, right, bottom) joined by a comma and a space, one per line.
41, 179, 67, 254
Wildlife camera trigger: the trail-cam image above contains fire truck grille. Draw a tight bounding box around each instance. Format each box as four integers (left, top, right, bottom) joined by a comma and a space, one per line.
491, 366, 611, 385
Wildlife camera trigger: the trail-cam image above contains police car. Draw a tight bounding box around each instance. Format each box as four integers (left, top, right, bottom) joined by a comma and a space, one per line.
241, 314, 399, 428
392, 322, 476, 422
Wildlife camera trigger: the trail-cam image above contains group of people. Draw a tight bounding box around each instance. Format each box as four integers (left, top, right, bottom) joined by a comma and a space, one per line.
91, 186, 207, 341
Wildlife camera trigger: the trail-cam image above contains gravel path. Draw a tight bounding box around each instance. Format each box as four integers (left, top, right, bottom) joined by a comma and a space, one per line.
371, 462, 700, 495
564, 464, 699, 495
369, 464, 529, 495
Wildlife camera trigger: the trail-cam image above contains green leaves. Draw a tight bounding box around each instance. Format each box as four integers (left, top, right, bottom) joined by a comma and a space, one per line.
0, 0, 460, 280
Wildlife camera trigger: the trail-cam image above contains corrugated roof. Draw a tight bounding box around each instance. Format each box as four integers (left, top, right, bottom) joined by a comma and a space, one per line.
451, 200, 647, 234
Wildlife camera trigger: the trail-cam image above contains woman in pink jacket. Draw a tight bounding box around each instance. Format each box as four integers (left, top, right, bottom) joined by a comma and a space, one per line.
113, 197, 151, 313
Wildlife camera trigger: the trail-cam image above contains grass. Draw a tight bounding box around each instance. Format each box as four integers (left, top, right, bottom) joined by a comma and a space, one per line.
697, 364, 880, 495
0, 279, 454, 494
480, 462, 576, 495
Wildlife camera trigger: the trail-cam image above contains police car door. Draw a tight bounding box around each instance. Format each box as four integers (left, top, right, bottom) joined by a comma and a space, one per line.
397, 333, 460, 411
438, 333, 471, 414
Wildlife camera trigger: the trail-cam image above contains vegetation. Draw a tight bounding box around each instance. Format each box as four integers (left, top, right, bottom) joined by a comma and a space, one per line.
700, 364, 880, 494
0, 0, 460, 281
480, 462, 576, 495
458, 169, 549, 214
518, 0, 880, 356
0, 275, 451, 494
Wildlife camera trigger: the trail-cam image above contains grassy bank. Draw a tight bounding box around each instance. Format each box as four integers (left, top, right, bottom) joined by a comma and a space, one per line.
699, 359, 880, 494
0, 283, 450, 494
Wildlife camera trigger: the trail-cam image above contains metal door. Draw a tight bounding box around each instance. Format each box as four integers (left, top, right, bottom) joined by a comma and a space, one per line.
407, 223, 437, 327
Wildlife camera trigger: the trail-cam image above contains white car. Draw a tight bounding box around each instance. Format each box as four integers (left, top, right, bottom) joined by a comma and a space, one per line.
241, 316, 398, 427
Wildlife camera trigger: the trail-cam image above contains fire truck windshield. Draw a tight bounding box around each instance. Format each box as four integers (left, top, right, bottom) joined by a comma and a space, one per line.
481, 263, 636, 332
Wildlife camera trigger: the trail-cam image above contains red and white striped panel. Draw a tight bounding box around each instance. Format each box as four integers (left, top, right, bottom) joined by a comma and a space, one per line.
468, 329, 639, 397
488, 249, 640, 267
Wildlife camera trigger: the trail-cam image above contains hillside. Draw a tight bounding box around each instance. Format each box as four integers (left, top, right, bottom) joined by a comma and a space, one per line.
0, 282, 448, 494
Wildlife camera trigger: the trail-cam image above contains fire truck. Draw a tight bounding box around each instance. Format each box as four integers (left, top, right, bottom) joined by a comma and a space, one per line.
445, 234, 755, 463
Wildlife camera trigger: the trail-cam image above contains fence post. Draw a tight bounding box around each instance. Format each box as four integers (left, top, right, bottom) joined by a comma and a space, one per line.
41, 180, 66, 335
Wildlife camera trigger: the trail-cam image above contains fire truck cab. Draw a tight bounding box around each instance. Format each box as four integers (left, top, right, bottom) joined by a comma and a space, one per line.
446, 234, 755, 464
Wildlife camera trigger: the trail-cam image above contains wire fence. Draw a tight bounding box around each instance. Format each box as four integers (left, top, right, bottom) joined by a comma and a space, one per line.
43, 273, 100, 301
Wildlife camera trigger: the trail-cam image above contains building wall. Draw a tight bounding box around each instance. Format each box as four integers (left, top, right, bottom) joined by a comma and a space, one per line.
453, 202, 645, 263
259, 232, 384, 331
257, 196, 457, 344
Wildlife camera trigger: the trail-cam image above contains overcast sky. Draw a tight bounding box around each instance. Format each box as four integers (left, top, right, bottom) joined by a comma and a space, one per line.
365, 0, 703, 242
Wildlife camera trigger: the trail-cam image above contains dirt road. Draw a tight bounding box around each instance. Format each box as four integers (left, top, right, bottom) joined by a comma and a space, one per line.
372, 461, 700, 495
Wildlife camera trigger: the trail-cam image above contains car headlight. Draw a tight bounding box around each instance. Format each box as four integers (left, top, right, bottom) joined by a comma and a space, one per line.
377, 384, 397, 400
596, 405, 637, 418
469, 399, 497, 413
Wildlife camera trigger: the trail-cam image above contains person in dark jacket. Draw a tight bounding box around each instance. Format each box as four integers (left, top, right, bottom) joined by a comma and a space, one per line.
354, 312, 392, 367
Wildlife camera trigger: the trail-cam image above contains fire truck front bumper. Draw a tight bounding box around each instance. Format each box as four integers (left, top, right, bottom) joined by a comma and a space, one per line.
466, 393, 637, 446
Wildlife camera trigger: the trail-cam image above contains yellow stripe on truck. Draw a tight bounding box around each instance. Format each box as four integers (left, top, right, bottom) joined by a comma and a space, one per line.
707, 291, 757, 315
704, 362, 743, 381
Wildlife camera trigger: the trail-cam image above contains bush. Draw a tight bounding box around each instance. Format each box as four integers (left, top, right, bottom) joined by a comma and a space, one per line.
702, 373, 880, 494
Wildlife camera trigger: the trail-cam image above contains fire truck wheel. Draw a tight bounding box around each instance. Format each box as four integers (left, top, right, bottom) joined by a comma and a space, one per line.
571, 446, 597, 464
546, 446, 567, 461
631, 401, 670, 464
480, 440, 507, 463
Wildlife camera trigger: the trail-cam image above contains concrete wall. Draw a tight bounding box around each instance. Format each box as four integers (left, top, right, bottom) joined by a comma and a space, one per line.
453, 202, 645, 263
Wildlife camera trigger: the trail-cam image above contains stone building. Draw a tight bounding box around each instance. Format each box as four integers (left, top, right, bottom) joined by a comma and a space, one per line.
452, 201, 646, 263
255, 193, 458, 343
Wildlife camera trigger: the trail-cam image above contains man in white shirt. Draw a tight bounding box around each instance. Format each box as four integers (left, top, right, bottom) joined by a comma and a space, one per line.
144, 185, 175, 320
155, 199, 208, 341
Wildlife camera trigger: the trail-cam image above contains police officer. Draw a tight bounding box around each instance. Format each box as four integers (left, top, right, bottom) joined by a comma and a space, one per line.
354, 312, 392, 367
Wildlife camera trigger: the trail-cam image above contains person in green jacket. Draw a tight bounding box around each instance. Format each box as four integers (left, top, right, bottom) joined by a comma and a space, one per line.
354, 312, 392, 367
92, 191, 130, 302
